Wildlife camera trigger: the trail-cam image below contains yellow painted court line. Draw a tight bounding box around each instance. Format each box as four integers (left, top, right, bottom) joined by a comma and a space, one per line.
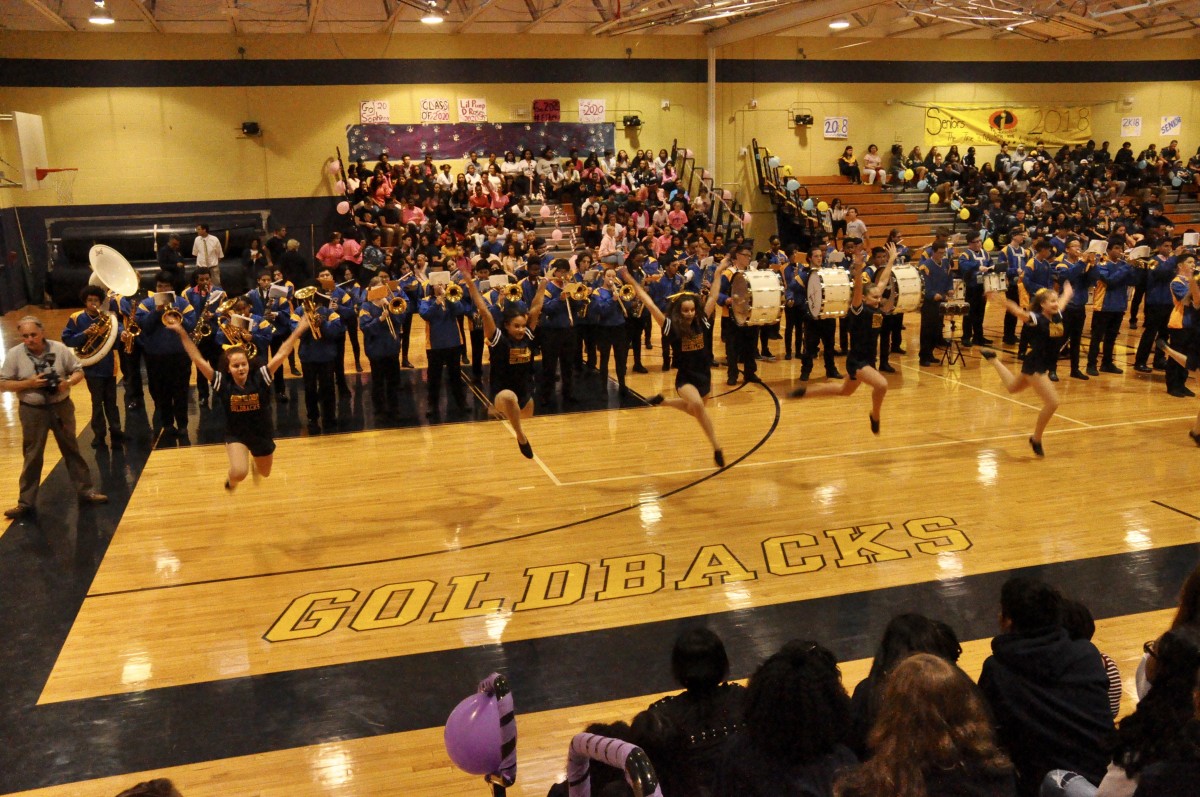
901, 362, 1093, 426
556, 413, 1196, 487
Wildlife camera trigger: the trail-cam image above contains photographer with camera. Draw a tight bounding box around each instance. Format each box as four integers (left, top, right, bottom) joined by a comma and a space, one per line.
1, 316, 108, 520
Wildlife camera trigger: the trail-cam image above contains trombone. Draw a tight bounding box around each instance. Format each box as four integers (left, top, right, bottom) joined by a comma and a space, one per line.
562, 282, 592, 302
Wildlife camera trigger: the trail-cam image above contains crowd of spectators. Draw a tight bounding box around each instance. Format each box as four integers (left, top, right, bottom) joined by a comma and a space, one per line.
551, 565, 1200, 797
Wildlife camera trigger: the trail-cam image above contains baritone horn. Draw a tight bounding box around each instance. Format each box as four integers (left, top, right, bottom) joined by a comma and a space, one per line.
293, 286, 324, 339
502, 283, 523, 302
618, 283, 638, 302
444, 282, 464, 302
85, 245, 141, 362
562, 282, 591, 302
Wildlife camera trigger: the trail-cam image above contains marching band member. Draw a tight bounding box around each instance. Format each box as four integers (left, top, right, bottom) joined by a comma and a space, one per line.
247, 269, 293, 402
718, 244, 761, 386
649, 256, 685, 371
358, 275, 407, 420
396, 260, 424, 368
1133, 239, 1180, 378
315, 268, 356, 395
538, 259, 578, 405
869, 247, 898, 374
572, 253, 599, 373
117, 292, 145, 411
213, 296, 273, 360
340, 266, 365, 375
917, 242, 952, 367
957, 232, 994, 348
466, 259, 493, 382
1019, 240, 1055, 361
135, 271, 197, 437
1085, 240, 1135, 377
782, 246, 806, 362
62, 286, 127, 447
802, 247, 843, 381
293, 284, 343, 434
834, 237, 862, 355
165, 310, 309, 490
593, 268, 632, 394
459, 259, 547, 459
418, 273, 472, 417
1160, 253, 1200, 401
1001, 228, 1029, 345
1054, 238, 1091, 380
624, 251, 651, 374
183, 269, 223, 407
791, 244, 897, 435
640, 252, 661, 351
619, 261, 729, 468
981, 280, 1074, 457
271, 267, 301, 377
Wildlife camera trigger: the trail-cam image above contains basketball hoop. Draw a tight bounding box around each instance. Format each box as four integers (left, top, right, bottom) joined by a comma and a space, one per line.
35, 167, 78, 204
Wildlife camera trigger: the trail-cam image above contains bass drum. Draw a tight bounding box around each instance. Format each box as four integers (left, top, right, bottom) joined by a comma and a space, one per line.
882, 264, 924, 314
807, 267, 852, 319
731, 269, 784, 326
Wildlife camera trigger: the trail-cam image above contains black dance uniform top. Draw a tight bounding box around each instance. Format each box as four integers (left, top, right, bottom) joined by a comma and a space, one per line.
487, 327, 535, 403
1021, 310, 1064, 375
844, 301, 883, 379
664, 315, 713, 397
212, 366, 275, 453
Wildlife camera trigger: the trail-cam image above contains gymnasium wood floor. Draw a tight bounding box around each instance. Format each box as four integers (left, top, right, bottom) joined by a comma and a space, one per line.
1, 301, 1197, 797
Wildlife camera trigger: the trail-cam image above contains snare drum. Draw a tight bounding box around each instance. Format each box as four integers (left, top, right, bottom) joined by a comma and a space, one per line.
882, 264, 924, 314
807, 267, 853, 319
981, 271, 1009, 294
941, 300, 970, 317
731, 270, 784, 326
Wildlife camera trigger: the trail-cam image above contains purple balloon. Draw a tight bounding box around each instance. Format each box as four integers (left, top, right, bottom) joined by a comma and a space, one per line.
444, 692, 502, 776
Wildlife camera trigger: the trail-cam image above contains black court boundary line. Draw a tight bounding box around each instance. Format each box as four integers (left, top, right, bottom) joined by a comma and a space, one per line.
1153, 499, 1200, 522
86, 383, 782, 598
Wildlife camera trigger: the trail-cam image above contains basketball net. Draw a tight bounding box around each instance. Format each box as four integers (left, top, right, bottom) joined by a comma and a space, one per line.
36, 167, 78, 204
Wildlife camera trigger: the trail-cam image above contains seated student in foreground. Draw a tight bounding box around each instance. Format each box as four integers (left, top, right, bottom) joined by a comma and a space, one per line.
458, 258, 547, 459
166, 311, 309, 490
618, 259, 729, 467
791, 244, 897, 435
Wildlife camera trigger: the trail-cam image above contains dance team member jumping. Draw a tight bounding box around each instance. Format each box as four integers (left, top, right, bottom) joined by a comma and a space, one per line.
167, 311, 310, 489
618, 258, 730, 468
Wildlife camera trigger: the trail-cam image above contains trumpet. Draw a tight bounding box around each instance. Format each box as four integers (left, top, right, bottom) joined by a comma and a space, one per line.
156, 292, 183, 326
502, 283, 524, 302
445, 282, 464, 302
293, 286, 324, 340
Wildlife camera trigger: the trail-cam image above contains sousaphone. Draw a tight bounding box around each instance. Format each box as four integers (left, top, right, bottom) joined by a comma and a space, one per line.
77, 245, 140, 367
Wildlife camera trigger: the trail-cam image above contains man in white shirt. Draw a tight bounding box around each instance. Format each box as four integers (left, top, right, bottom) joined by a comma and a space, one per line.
192, 224, 224, 286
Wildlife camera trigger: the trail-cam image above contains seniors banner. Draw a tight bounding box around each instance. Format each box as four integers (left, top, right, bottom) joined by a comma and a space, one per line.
922, 104, 1095, 148
347, 121, 615, 162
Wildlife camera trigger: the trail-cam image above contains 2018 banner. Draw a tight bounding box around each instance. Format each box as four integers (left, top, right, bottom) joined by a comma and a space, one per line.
923, 105, 1095, 148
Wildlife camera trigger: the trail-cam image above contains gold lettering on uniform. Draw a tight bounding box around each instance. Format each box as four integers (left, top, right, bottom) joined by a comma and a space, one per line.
762, 533, 826, 575
905, 516, 972, 555
229, 394, 261, 412
430, 573, 504, 622
349, 580, 436, 631
825, 524, 911, 568
676, 544, 758, 590
264, 589, 359, 642
871, 313, 883, 329
513, 562, 589, 611
680, 333, 704, 352
1049, 321, 1064, 337
596, 553, 665, 601
509, 347, 531, 364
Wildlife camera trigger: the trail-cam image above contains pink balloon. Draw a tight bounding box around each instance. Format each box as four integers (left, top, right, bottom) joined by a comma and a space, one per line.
328, 162, 341, 176
336, 201, 350, 215
742, 212, 751, 225
723, 190, 733, 201
551, 229, 563, 240
702, 170, 712, 179
334, 180, 346, 193
539, 205, 552, 218
444, 692, 502, 776
685, 149, 694, 158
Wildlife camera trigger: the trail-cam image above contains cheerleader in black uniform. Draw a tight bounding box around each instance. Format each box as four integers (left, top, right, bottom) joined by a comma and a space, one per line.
459, 260, 547, 459
789, 244, 896, 434
166, 312, 310, 489
618, 261, 730, 467
980, 281, 1073, 456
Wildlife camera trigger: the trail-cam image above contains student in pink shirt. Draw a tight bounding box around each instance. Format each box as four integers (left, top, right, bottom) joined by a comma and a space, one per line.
401, 199, 425, 227
341, 236, 363, 282
667, 200, 689, 232
316, 232, 344, 270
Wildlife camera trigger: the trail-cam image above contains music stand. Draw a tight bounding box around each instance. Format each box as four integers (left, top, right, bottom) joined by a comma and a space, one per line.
939, 307, 966, 366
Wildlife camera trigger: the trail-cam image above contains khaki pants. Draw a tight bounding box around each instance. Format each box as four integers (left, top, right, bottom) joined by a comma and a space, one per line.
18, 398, 93, 509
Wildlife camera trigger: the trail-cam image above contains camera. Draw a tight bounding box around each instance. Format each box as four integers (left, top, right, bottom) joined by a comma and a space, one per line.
34, 353, 60, 394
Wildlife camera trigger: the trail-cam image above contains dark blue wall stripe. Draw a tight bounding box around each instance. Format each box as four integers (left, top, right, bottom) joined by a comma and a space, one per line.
2, 56, 1198, 87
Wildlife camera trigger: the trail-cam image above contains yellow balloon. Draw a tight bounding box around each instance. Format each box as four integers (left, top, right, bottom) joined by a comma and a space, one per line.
782, 165, 794, 177
903, 168, 914, 181
817, 201, 829, 213
983, 238, 995, 252
958, 208, 970, 220
929, 192, 940, 205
